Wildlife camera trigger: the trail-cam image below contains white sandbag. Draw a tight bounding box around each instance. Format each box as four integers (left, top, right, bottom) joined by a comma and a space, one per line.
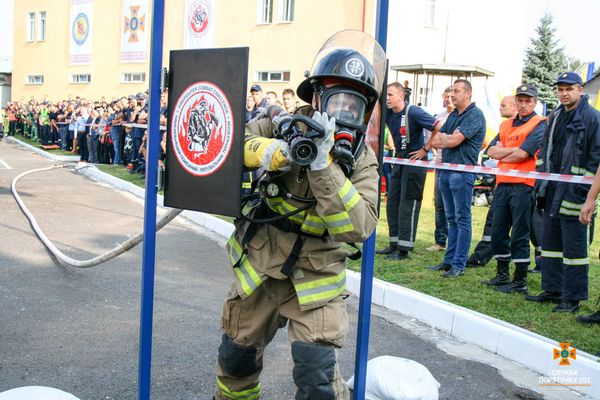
473, 193, 489, 207
347, 356, 440, 400
0, 386, 80, 400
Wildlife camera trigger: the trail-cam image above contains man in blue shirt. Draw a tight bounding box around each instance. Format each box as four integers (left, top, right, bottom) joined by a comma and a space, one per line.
429, 79, 486, 277
376, 82, 441, 259
249, 84, 269, 120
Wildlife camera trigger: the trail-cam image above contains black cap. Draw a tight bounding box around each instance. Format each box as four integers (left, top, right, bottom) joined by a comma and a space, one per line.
128, 94, 136, 100
136, 92, 146, 100
555, 72, 583, 85
515, 84, 538, 97
250, 84, 262, 92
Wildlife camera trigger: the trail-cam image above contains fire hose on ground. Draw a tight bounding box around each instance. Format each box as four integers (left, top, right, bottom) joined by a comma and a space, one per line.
11, 163, 182, 268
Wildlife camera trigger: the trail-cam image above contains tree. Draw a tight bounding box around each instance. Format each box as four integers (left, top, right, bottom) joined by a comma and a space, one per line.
522, 12, 567, 110
567, 57, 582, 72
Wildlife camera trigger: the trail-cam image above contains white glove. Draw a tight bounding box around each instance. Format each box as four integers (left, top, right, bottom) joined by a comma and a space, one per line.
310, 111, 336, 171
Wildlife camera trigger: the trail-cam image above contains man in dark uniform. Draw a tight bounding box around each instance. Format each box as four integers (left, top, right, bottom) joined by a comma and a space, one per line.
376, 82, 441, 260
526, 72, 600, 312
482, 85, 545, 293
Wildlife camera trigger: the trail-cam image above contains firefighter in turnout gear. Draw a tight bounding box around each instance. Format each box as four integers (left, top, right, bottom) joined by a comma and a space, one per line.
526, 72, 600, 313
376, 82, 441, 260
214, 30, 385, 400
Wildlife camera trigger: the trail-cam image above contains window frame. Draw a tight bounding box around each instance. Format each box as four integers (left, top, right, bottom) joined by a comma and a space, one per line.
26, 75, 44, 85
37, 11, 46, 41
121, 72, 147, 83
70, 73, 92, 84
255, 70, 291, 83
257, 0, 273, 24
26, 12, 35, 42
279, 0, 294, 23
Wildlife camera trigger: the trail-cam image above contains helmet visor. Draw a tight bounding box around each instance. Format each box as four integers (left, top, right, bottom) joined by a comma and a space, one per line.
311, 30, 386, 95
322, 90, 367, 126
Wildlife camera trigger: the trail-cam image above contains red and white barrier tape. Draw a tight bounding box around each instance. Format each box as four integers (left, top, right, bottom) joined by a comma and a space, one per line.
56, 122, 166, 131
383, 157, 595, 185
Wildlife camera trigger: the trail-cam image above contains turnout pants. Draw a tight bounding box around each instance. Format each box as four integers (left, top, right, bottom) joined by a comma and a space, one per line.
541, 214, 589, 301
385, 164, 427, 251
491, 184, 532, 268
216, 278, 349, 400
470, 203, 494, 265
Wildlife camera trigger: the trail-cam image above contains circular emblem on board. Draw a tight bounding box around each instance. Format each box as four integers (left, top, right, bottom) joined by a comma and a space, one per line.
72, 13, 90, 46
188, 0, 211, 37
345, 58, 365, 77
171, 81, 234, 177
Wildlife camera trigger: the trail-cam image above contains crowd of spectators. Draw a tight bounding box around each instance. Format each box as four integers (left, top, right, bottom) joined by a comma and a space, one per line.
1, 91, 169, 182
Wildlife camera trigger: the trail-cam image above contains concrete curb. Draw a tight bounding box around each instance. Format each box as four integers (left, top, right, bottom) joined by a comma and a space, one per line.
6, 136, 80, 163
81, 165, 235, 239
12, 137, 600, 399
346, 272, 600, 398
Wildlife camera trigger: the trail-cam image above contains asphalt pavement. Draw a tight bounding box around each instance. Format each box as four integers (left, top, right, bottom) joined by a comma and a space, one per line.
0, 139, 577, 399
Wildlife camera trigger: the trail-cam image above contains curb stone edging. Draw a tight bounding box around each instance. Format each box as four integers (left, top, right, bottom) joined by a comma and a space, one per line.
6, 136, 80, 163
13, 137, 600, 399
345, 271, 600, 399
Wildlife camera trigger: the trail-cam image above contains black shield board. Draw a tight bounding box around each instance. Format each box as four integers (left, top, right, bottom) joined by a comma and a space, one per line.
164, 47, 248, 217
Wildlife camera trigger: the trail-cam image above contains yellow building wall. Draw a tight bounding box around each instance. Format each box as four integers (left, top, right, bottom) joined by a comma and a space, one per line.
13, 0, 377, 102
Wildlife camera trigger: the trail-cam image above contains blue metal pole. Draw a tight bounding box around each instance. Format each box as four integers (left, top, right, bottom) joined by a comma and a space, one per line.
137, 0, 165, 399
353, 1, 388, 399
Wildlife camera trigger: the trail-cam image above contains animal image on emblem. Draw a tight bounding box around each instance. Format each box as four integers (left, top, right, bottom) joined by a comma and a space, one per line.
186, 100, 220, 153
193, 7, 208, 30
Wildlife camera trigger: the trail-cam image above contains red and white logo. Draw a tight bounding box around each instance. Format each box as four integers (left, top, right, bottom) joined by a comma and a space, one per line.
188, 0, 210, 38
171, 81, 234, 176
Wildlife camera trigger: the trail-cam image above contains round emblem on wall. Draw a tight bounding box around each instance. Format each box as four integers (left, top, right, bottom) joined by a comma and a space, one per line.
72, 13, 89, 46
345, 58, 365, 77
188, 0, 211, 37
170, 81, 234, 177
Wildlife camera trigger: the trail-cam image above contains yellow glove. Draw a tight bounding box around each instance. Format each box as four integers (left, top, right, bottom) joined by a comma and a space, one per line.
244, 137, 290, 171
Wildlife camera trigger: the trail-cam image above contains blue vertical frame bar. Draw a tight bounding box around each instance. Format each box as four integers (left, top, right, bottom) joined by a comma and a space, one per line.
353, 0, 388, 399
137, 0, 165, 399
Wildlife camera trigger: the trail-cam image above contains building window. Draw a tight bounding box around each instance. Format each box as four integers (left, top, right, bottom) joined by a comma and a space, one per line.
37, 11, 46, 41
424, 0, 436, 28
256, 71, 290, 82
418, 87, 430, 106
70, 74, 91, 84
258, 0, 273, 24
27, 12, 35, 42
280, 0, 294, 22
121, 72, 146, 83
26, 75, 44, 85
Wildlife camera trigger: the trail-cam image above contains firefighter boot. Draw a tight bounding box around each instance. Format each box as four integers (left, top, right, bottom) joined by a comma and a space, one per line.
376, 243, 397, 255
497, 264, 528, 294
482, 261, 510, 286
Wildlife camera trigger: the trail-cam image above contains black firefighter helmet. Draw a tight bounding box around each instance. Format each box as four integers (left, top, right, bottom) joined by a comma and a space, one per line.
297, 30, 386, 123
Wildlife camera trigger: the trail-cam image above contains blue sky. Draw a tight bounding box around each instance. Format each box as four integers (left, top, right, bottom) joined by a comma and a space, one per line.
524, 0, 598, 63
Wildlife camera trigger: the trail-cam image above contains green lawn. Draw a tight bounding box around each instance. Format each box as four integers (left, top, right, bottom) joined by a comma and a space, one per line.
36, 138, 600, 354
347, 201, 600, 355
95, 164, 147, 188
13, 133, 75, 157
